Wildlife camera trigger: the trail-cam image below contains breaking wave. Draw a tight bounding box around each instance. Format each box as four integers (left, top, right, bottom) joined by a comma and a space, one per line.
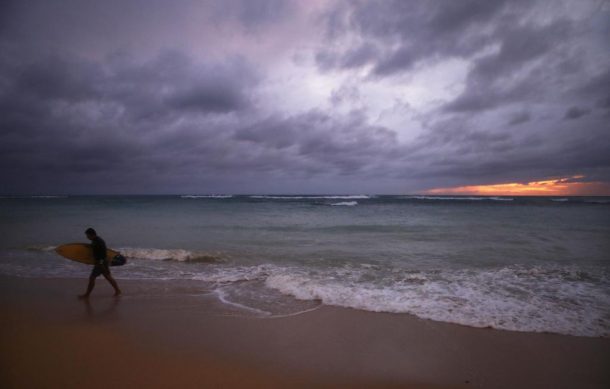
4, 245, 609, 337
262, 264, 609, 337
330, 201, 358, 206
141, 261, 610, 337
118, 247, 227, 263
23, 245, 225, 263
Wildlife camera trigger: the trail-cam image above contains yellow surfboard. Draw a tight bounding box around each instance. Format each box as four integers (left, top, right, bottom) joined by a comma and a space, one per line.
55, 243, 121, 265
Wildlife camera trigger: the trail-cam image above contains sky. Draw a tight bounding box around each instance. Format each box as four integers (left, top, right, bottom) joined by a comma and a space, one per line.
0, 0, 609, 195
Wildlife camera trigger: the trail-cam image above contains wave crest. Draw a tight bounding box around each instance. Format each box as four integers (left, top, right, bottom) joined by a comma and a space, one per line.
119, 247, 227, 263
330, 201, 358, 206
263, 264, 609, 337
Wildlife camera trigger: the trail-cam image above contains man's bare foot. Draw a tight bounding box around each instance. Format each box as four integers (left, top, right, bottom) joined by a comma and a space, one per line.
114, 290, 122, 297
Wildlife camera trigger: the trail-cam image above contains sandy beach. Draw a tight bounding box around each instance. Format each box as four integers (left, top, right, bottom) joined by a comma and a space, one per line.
1, 276, 608, 389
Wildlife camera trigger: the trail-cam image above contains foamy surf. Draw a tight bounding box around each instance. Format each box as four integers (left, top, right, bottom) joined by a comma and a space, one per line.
25, 245, 57, 252
3, 245, 609, 337
151, 261, 610, 337
2, 194, 609, 338
330, 201, 358, 206
118, 248, 227, 263
24, 245, 227, 263
261, 264, 609, 337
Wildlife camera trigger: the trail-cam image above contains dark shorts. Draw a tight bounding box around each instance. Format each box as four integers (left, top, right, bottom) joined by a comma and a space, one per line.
90, 262, 110, 278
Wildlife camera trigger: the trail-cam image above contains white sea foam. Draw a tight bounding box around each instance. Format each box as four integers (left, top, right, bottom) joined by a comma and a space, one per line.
192, 265, 272, 283
7, 243, 608, 337
330, 201, 358, 206
213, 287, 271, 316
121, 260, 609, 337
552, 198, 569, 202
119, 247, 226, 263
25, 245, 57, 252
23, 245, 225, 263
263, 264, 609, 337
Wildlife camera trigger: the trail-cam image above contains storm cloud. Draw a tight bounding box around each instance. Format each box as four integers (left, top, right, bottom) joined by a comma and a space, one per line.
0, 0, 608, 194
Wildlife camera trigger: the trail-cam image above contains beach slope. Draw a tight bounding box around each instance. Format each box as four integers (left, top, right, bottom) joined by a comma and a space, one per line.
1, 276, 608, 389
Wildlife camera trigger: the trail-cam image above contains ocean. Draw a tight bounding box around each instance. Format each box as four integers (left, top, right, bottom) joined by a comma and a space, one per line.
1, 195, 609, 337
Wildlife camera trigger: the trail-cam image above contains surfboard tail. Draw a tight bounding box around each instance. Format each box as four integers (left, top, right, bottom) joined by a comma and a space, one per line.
111, 254, 127, 267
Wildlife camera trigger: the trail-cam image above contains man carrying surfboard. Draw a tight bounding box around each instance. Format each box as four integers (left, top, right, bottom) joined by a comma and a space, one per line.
79, 228, 122, 299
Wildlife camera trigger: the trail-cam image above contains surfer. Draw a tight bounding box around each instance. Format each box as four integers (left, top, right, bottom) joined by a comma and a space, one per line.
79, 228, 122, 299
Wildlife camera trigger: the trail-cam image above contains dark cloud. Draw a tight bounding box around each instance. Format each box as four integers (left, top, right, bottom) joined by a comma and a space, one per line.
317, 1, 608, 121
317, 0, 514, 75
312, 0, 609, 192
234, 110, 398, 176
167, 85, 247, 113
0, 0, 608, 194
443, 19, 576, 113
507, 111, 531, 126
400, 109, 610, 188
564, 106, 591, 120
12, 56, 100, 102
576, 69, 610, 110
329, 83, 361, 106
0, 48, 262, 193
161, 57, 255, 114
216, 0, 293, 29
0, 46, 404, 193
316, 42, 380, 71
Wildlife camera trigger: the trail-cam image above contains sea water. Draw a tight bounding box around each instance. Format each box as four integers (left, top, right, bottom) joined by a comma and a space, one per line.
1, 195, 609, 337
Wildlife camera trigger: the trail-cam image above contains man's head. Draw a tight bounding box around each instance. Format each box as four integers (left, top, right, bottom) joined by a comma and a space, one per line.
85, 228, 97, 240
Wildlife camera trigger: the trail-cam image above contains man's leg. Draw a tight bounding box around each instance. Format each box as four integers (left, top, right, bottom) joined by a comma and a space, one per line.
102, 271, 122, 296
79, 276, 96, 299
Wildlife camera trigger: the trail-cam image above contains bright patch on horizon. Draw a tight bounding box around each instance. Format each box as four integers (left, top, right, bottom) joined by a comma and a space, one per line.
424, 176, 610, 196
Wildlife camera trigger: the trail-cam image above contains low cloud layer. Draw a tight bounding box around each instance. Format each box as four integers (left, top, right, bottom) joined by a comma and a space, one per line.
0, 0, 608, 194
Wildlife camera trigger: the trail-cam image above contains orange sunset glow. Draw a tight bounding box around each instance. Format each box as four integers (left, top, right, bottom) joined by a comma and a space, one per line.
424, 176, 610, 196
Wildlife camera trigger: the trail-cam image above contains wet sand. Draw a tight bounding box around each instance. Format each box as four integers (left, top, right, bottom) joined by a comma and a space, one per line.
1, 276, 608, 388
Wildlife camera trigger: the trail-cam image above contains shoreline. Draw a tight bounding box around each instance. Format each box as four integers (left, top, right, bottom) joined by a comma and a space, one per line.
1, 276, 609, 388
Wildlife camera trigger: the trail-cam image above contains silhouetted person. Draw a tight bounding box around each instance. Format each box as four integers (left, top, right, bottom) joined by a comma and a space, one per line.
79, 228, 121, 298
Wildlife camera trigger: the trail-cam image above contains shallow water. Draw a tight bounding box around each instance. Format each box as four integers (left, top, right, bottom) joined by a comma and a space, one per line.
1, 195, 609, 336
